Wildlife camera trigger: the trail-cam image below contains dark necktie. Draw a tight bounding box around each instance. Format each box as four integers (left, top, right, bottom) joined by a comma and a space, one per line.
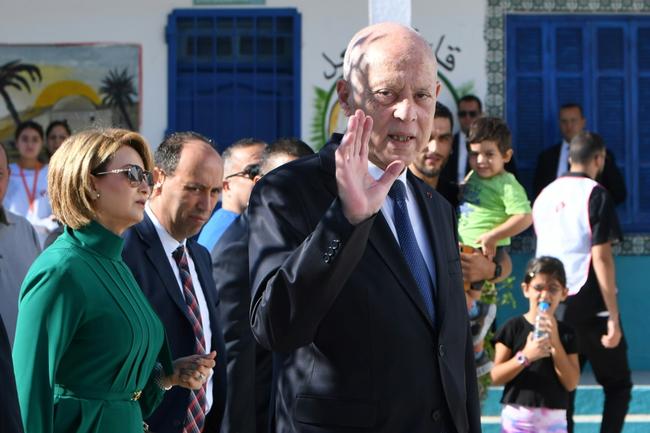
172, 245, 207, 433
388, 181, 436, 322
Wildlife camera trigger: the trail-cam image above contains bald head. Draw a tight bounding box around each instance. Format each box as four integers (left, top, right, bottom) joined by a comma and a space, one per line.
342, 23, 435, 82
336, 22, 439, 169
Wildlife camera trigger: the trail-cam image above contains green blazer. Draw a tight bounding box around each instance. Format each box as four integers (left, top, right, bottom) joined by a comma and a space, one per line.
13, 221, 172, 433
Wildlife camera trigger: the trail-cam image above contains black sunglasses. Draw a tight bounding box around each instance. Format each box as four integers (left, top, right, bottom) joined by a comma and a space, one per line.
458, 110, 479, 118
225, 164, 261, 180
93, 164, 154, 188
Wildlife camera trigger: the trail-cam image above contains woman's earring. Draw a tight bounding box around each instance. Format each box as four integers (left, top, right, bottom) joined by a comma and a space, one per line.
96, 192, 101, 199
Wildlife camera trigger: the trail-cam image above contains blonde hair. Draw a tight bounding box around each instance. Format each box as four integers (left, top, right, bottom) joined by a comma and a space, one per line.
48, 129, 153, 229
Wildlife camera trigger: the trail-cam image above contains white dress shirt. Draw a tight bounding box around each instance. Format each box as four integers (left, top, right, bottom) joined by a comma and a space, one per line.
556, 139, 571, 179
368, 162, 437, 284
145, 205, 214, 410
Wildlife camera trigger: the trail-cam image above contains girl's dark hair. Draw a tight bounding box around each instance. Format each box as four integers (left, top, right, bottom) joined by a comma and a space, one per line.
15, 120, 44, 141
523, 256, 567, 287
46, 120, 72, 138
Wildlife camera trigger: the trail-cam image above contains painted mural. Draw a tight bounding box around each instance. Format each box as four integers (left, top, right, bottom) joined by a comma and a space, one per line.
310, 33, 474, 149
0, 44, 141, 143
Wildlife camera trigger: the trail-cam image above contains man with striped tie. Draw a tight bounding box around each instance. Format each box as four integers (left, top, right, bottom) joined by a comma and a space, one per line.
123, 131, 227, 433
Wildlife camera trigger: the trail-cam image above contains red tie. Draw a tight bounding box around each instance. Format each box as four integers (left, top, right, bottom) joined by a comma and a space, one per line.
172, 245, 207, 433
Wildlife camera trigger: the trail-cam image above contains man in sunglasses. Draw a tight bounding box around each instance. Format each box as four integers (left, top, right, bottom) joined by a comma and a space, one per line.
198, 138, 266, 252
440, 94, 518, 186
211, 138, 314, 433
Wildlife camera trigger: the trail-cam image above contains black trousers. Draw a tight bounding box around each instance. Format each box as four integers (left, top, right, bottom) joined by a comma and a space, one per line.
566, 316, 632, 433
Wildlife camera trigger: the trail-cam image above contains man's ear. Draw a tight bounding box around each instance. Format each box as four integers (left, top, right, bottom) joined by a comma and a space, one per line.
336, 79, 353, 116
152, 167, 165, 191
222, 179, 231, 192
503, 148, 513, 163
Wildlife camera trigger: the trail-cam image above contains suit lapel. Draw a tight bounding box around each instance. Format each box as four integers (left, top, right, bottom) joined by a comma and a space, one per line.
139, 214, 194, 325
319, 135, 436, 330
367, 212, 435, 329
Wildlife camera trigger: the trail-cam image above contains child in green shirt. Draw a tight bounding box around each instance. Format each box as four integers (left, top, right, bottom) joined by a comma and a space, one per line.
459, 117, 532, 377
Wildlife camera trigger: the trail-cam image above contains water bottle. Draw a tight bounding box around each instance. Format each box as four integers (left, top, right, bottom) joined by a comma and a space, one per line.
533, 301, 550, 340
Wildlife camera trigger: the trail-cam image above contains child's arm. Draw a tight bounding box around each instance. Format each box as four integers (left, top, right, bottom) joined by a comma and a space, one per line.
545, 314, 580, 391
476, 212, 532, 259
490, 332, 549, 385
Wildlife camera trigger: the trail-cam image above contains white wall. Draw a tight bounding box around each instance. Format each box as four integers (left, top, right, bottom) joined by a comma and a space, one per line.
0, 0, 487, 146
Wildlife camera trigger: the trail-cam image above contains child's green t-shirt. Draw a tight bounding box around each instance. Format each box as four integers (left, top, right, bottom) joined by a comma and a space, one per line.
458, 170, 531, 248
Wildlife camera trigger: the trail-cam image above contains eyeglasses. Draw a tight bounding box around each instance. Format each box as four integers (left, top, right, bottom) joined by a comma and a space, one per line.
93, 164, 154, 188
225, 164, 261, 180
530, 284, 563, 295
458, 110, 479, 118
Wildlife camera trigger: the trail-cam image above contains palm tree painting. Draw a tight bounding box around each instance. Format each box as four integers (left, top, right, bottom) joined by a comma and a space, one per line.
0, 60, 42, 126
100, 68, 137, 130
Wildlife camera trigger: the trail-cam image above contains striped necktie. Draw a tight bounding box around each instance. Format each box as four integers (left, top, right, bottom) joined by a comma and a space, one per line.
172, 245, 207, 433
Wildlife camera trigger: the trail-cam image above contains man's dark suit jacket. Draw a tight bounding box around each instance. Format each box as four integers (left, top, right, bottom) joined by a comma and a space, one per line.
533, 143, 627, 204
211, 212, 273, 433
0, 319, 23, 433
122, 213, 227, 433
247, 136, 481, 433
441, 132, 519, 185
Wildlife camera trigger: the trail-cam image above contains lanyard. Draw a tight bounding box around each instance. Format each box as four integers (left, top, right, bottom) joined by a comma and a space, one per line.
19, 165, 41, 213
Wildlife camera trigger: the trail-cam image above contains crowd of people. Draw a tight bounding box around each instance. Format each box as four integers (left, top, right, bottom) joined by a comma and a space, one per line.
0, 21, 632, 433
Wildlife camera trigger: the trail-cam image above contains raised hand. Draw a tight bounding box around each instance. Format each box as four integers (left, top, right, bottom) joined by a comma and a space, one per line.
336, 110, 404, 225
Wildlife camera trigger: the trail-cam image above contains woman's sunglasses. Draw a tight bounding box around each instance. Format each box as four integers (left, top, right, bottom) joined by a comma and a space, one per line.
93, 164, 154, 188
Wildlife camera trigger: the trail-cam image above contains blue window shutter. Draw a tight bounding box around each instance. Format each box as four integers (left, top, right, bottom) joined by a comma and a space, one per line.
595, 77, 626, 162
515, 27, 543, 72
514, 78, 545, 164
639, 77, 650, 163
507, 18, 546, 194
554, 26, 584, 111
597, 27, 625, 70
167, 9, 301, 151
636, 27, 650, 218
556, 27, 583, 72
638, 28, 650, 71
593, 24, 627, 167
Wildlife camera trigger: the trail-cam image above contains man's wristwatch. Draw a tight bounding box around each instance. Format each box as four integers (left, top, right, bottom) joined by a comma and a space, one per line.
515, 351, 530, 368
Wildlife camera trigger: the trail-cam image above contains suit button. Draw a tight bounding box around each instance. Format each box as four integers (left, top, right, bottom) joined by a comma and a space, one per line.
431, 409, 441, 421
438, 344, 445, 357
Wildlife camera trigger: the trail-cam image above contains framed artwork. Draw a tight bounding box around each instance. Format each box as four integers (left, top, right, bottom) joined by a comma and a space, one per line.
0, 43, 141, 142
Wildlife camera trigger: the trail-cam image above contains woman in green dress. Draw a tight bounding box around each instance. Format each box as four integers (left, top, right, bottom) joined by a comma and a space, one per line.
12, 129, 216, 433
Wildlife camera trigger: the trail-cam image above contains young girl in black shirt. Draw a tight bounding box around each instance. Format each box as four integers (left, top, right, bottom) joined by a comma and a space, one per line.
491, 256, 580, 433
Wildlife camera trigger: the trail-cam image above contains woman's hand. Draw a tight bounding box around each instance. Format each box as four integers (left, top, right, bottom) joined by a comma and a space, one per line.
164, 351, 217, 390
